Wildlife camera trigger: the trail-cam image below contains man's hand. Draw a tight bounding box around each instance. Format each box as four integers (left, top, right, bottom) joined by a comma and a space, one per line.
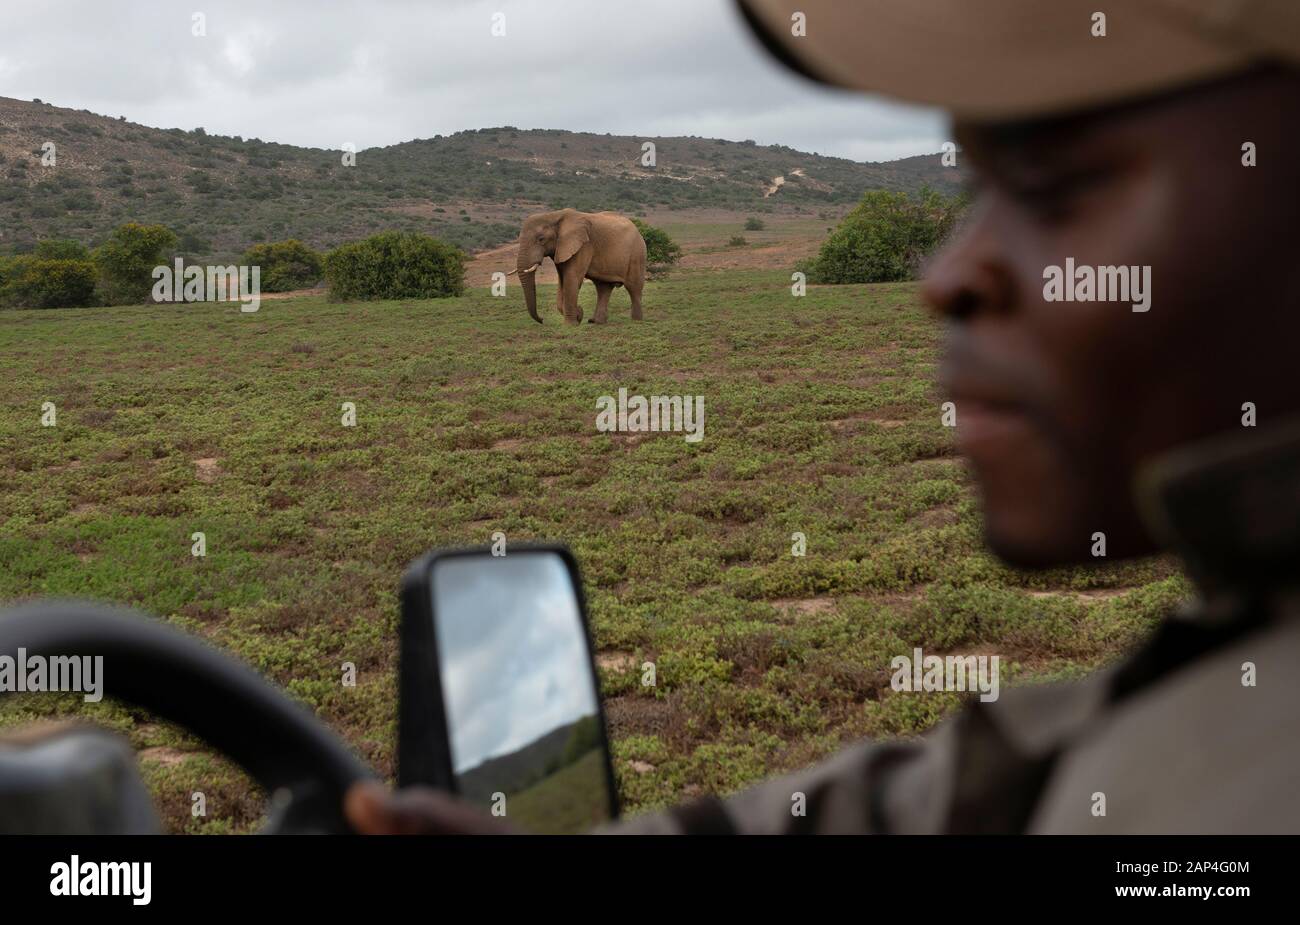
344, 781, 518, 835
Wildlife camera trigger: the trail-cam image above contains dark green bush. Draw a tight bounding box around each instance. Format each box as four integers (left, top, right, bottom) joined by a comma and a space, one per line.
0, 256, 98, 308
0, 256, 17, 298
34, 238, 91, 261
802, 188, 967, 284
323, 231, 465, 301
93, 222, 178, 304
241, 239, 323, 292
630, 218, 682, 276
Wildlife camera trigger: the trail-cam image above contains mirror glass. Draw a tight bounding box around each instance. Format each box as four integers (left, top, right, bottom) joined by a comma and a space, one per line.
430, 551, 614, 833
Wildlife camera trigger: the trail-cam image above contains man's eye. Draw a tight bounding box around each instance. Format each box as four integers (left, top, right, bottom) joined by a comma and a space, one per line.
1018, 177, 1077, 200
1010, 167, 1110, 217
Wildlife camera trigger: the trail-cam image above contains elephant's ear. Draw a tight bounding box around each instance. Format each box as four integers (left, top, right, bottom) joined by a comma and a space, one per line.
554, 213, 591, 264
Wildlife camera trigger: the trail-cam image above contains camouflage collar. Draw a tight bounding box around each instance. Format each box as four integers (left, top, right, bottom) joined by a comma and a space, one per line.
1137, 416, 1300, 603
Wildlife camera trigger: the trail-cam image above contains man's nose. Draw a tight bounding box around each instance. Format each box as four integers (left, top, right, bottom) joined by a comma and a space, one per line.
920, 207, 1013, 323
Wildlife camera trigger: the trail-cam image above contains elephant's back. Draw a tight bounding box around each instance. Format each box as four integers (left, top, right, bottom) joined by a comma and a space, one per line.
601, 213, 646, 249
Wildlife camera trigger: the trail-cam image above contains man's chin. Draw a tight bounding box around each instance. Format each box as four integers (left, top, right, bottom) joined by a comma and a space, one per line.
979, 505, 1103, 569
981, 513, 1162, 569
969, 458, 1162, 568
982, 526, 1088, 570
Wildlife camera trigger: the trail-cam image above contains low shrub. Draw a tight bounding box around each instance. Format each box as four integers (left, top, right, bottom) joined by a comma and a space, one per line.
0, 255, 98, 308
241, 239, 324, 292
323, 231, 465, 301
631, 218, 682, 276
93, 222, 178, 304
801, 187, 967, 284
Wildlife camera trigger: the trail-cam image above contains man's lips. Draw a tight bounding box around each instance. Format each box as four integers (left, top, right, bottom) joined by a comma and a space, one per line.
949, 394, 1034, 454
940, 337, 1041, 455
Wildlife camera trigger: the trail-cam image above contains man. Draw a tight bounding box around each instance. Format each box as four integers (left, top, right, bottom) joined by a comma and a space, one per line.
347, 1, 1300, 833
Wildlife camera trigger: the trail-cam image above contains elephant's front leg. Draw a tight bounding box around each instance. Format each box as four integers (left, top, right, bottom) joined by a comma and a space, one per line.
560, 261, 586, 324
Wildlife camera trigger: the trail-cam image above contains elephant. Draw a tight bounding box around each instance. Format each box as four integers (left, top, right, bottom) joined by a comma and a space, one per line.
510, 209, 646, 325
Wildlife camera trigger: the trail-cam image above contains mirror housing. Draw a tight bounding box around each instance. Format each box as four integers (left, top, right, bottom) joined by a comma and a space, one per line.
398, 544, 619, 833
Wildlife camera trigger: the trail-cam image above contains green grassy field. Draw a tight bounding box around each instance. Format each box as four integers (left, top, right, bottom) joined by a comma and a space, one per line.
0, 268, 1187, 832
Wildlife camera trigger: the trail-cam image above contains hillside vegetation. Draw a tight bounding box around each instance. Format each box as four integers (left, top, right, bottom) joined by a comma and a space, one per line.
0, 96, 962, 261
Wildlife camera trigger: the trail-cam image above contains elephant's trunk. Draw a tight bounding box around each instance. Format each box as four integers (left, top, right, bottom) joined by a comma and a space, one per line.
519, 260, 541, 324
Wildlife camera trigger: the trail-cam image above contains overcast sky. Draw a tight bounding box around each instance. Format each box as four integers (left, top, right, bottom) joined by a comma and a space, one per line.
0, 0, 946, 162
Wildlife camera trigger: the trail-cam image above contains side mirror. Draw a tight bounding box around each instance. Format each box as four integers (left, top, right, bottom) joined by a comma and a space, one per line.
398, 544, 619, 833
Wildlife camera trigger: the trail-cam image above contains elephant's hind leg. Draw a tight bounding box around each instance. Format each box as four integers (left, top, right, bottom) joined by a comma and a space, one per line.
591, 281, 615, 324
628, 277, 644, 320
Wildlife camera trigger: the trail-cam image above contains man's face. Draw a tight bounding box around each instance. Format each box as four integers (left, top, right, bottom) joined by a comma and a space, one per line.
923, 69, 1300, 568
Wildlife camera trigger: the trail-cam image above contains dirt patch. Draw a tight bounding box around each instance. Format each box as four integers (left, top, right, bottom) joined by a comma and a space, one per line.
926, 642, 1061, 678
603, 694, 673, 738
596, 651, 637, 672
193, 457, 221, 482
827, 411, 910, 432
1026, 588, 1137, 603
912, 505, 958, 529
859, 583, 928, 604
678, 239, 822, 271
491, 437, 527, 451
259, 287, 327, 301
139, 746, 190, 767
465, 242, 556, 288
770, 596, 836, 617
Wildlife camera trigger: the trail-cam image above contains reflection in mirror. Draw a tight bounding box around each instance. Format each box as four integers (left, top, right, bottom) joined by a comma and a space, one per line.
430, 551, 614, 834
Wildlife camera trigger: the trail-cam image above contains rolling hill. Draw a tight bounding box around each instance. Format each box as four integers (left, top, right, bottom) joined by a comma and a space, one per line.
457, 715, 599, 803
0, 96, 963, 262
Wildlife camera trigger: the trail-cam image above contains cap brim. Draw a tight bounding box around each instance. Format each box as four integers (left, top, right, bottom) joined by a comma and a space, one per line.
738, 0, 1255, 122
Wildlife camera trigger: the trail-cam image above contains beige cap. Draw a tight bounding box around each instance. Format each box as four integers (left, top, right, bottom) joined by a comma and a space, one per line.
737, 0, 1300, 120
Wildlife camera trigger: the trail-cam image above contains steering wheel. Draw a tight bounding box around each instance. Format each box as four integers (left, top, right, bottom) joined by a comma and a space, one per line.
0, 599, 376, 833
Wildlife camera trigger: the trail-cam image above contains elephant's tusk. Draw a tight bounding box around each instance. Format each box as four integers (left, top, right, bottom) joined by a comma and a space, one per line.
516, 263, 540, 275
